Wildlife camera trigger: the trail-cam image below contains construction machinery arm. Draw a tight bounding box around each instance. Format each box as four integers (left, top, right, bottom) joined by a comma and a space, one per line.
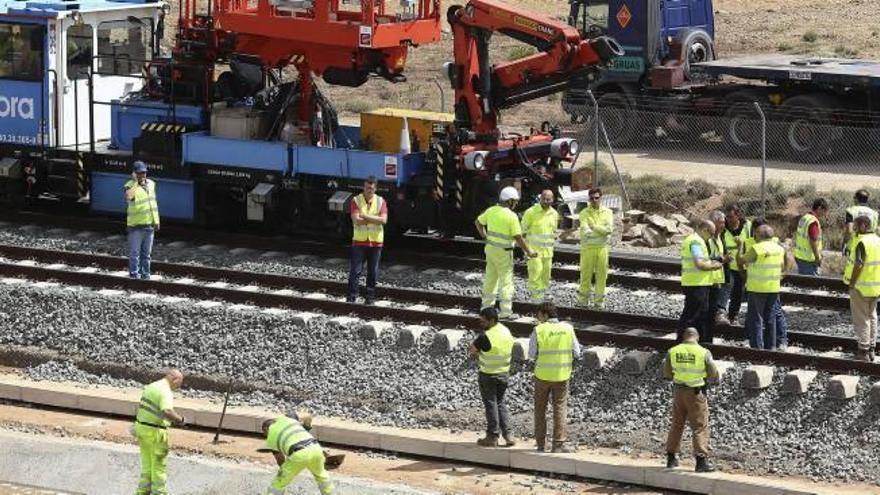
446, 0, 621, 137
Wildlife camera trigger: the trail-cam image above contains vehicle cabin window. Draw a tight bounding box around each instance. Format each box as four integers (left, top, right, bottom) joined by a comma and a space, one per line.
580, 1, 609, 31
0, 23, 44, 81
97, 19, 152, 76
67, 24, 94, 80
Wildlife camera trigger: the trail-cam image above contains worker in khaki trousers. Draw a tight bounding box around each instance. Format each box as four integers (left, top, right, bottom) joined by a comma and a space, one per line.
521, 189, 560, 302
664, 328, 719, 473
133, 370, 186, 495
577, 188, 614, 309
844, 215, 880, 361
529, 301, 580, 453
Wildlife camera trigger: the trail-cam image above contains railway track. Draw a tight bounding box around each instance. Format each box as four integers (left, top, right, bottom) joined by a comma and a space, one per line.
0, 243, 875, 376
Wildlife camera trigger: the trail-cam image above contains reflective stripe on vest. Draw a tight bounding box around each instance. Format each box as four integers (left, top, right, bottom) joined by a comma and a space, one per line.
846, 205, 879, 253
708, 236, 725, 284
534, 321, 575, 382
845, 233, 880, 297
668, 342, 708, 387
136, 379, 172, 427
723, 219, 751, 271
479, 323, 514, 374
482, 205, 518, 251
522, 204, 559, 257
352, 194, 384, 243
265, 415, 313, 456
125, 179, 159, 227
746, 240, 784, 293
680, 234, 712, 287
794, 213, 821, 262
580, 206, 613, 247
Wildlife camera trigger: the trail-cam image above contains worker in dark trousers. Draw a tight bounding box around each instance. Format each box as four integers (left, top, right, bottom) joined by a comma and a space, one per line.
718, 204, 751, 324
665, 327, 719, 473
703, 211, 728, 343
469, 307, 516, 447
793, 198, 828, 275
347, 176, 388, 304
677, 220, 723, 341
740, 224, 786, 349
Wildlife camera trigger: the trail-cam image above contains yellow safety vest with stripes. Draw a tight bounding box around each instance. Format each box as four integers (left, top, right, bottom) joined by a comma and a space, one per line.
579, 205, 614, 248
846, 205, 879, 253
723, 219, 751, 272
479, 205, 521, 253
668, 342, 708, 388
265, 415, 315, 457
479, 323, 514, 375
521, 204, 559, 258
746, 240, 784, 293
708, 236, 725, 285
125, 179, 159, 228
794, 213, 821, 262
844, 233, 880, 297
680, 234, 712, 287
534, 320, 575, 382
352, 193, 384, 244
136, 378, 173, 427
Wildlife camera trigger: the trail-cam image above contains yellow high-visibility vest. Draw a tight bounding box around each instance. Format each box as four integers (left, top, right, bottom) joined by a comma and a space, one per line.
534, 320, 575, 382
521, 204, 559, 258
264, 415, 314, 457
479, 323, 514, 375
680, 234, 712, 287
844, 233, 880, 297
125, 179, 159, 228
746, 240, 784, 293
794, 213, 821, 262
352, 193, 384, 244
723, 219, 751, 272
708, 236, 725, 285
478, 205, 521, 254
579, 205, 613, 248
668, 342, 708, 388
846, 205, 879, 253
136, 378, 173, 427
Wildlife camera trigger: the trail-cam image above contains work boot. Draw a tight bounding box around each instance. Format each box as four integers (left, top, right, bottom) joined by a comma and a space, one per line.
477, 435, 498, 447
552, 443, 575, 453
666, 453, 679, 469
535, 441, 546, 453
695, 456, 716, 473
501, 434, 517, 447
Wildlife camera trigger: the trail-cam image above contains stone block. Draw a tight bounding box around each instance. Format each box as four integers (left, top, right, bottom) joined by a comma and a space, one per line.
327, 316, 359, 330
259, 251, 286, 259
197, 244, 221, 252
574, 460, 645, 486
289, 312, 320, 327
585, 324, 611, 332
444, 442, 511, 467
303, 292, 328, 300
406, 304, 430, 312
624, 328, 653, 337
228, 247, 257, 256
77, 394, 137, 416
20, 387, 78, 409
512, 338, 531, 362
713, 360, 735, 380
397, 325, 429, 348
584, 346, 615, 369
621, 351, 653, 375
827, 375, 859, 400
510, 451, 577, 475
312, 424, 380, 449
379, 432, 445, 458
644, 468, 717, 494
432, 329, 466, 354
358, 321, 394, 340
421, 268, 446, 276
782, 370, 818, 395
0, 382, 22, 401
742, 365, 775, 389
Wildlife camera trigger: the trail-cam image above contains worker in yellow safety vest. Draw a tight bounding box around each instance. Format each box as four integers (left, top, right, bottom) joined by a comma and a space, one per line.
577, 188, 614, 309
475, 187, 537, 319
469, 307, 517, 447
521, 189, 561, 302
664, 327, 719, 473
844, 189, 879, 255
844, 215, 880, 361
529, 301, 580, 453
347, 176, 388, 304
124, 161, 160, 280
677, 220, 723, 341
793, 198, 828, 276
703, 210, 729, 343
260, 413, 335, 495
718, 204, 751, 324
133, 369, 185, 495
739, 224, 787, 350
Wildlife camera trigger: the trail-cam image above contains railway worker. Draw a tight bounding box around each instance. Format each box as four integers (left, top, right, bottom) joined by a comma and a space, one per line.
577, 188, 614, 310
677, 220, 723, 341
469, 306, 517, 447
124, 161, 160, 280
528, 301, 580, 453
260, 412, 335, 495
664, 327, 719, 473
844, 215, 880, 361
347, 176, 388, 305
521, 189, 560, 302
475, 186, 537, 319
793, 198, 829, 276
740, 218, 792, 349
739, 224, 786, 349
133, 369, 185, 495
717, 204, 751, 324
844, 189, 879, 255
703, 211, 729, 343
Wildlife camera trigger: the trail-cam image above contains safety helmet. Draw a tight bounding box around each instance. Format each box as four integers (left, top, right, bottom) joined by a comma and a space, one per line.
499, 186, 520, 202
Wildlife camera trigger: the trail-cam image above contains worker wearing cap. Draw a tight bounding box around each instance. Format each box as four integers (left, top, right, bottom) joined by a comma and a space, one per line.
844, 189, 879, 255
664, 327, 719, 473
261, 413, 335, 495
793, 198, 828, 275
678, 220, 722, 341
577, 188, 613, 309
844, 215, 880, 361
739, 224, 787, 350
133, 369, 185, 495
348, 176, 388, 305
529, 301, 580, 453
475, 186, 537, 319
124, 161, 160, 279
521, 189, 560, 302
469, 306, 516, 447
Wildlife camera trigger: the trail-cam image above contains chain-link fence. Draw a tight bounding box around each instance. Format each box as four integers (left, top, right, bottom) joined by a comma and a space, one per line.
561, 90, 880, 250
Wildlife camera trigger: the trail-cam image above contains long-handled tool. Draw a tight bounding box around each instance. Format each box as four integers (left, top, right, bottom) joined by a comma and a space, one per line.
212, 384, 232, 444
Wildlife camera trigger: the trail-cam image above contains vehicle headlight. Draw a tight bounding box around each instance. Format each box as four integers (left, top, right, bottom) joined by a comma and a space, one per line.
464, 150, 489, 171
550, 138, 579, 158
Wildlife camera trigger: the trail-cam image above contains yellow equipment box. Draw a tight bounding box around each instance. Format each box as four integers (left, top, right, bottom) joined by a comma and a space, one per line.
360, 108, 454, 153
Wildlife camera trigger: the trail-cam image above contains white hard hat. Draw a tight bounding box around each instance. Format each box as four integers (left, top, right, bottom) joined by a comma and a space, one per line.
499, 186, 520, 202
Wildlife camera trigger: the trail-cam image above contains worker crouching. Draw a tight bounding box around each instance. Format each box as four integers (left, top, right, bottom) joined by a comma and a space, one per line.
261, 412, 335, 495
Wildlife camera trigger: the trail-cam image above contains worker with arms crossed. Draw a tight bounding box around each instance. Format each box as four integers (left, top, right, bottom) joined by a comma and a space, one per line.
475, 186, 536, 319
261, 412, 335, 494
347, 176, 388, 305
577, 188, 613, 309
132, 369, 185, 495
521, 189, 560, 302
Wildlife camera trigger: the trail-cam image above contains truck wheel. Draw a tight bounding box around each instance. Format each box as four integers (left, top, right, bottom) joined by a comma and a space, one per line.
722, 97, 763, 158
597, 92, 638, 147
680, 30, 715, 81
779, 94, 839, 163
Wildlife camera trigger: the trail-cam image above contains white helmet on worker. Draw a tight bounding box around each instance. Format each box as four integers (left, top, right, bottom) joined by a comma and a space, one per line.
499, 186, 520, 202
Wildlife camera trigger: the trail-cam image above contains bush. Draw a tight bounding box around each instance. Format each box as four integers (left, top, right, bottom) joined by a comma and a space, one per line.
720, 180, 789, 216
801, 30, 818, 43
834, 45, 859, 57
338, 98, 375, 114
507, 45, 537, 61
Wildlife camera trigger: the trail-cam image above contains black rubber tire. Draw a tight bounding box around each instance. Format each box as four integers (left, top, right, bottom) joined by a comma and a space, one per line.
680, 30, 715, 81
721, 93, 764, 158
778, 94, 839, 163
596, 91, 639, 147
